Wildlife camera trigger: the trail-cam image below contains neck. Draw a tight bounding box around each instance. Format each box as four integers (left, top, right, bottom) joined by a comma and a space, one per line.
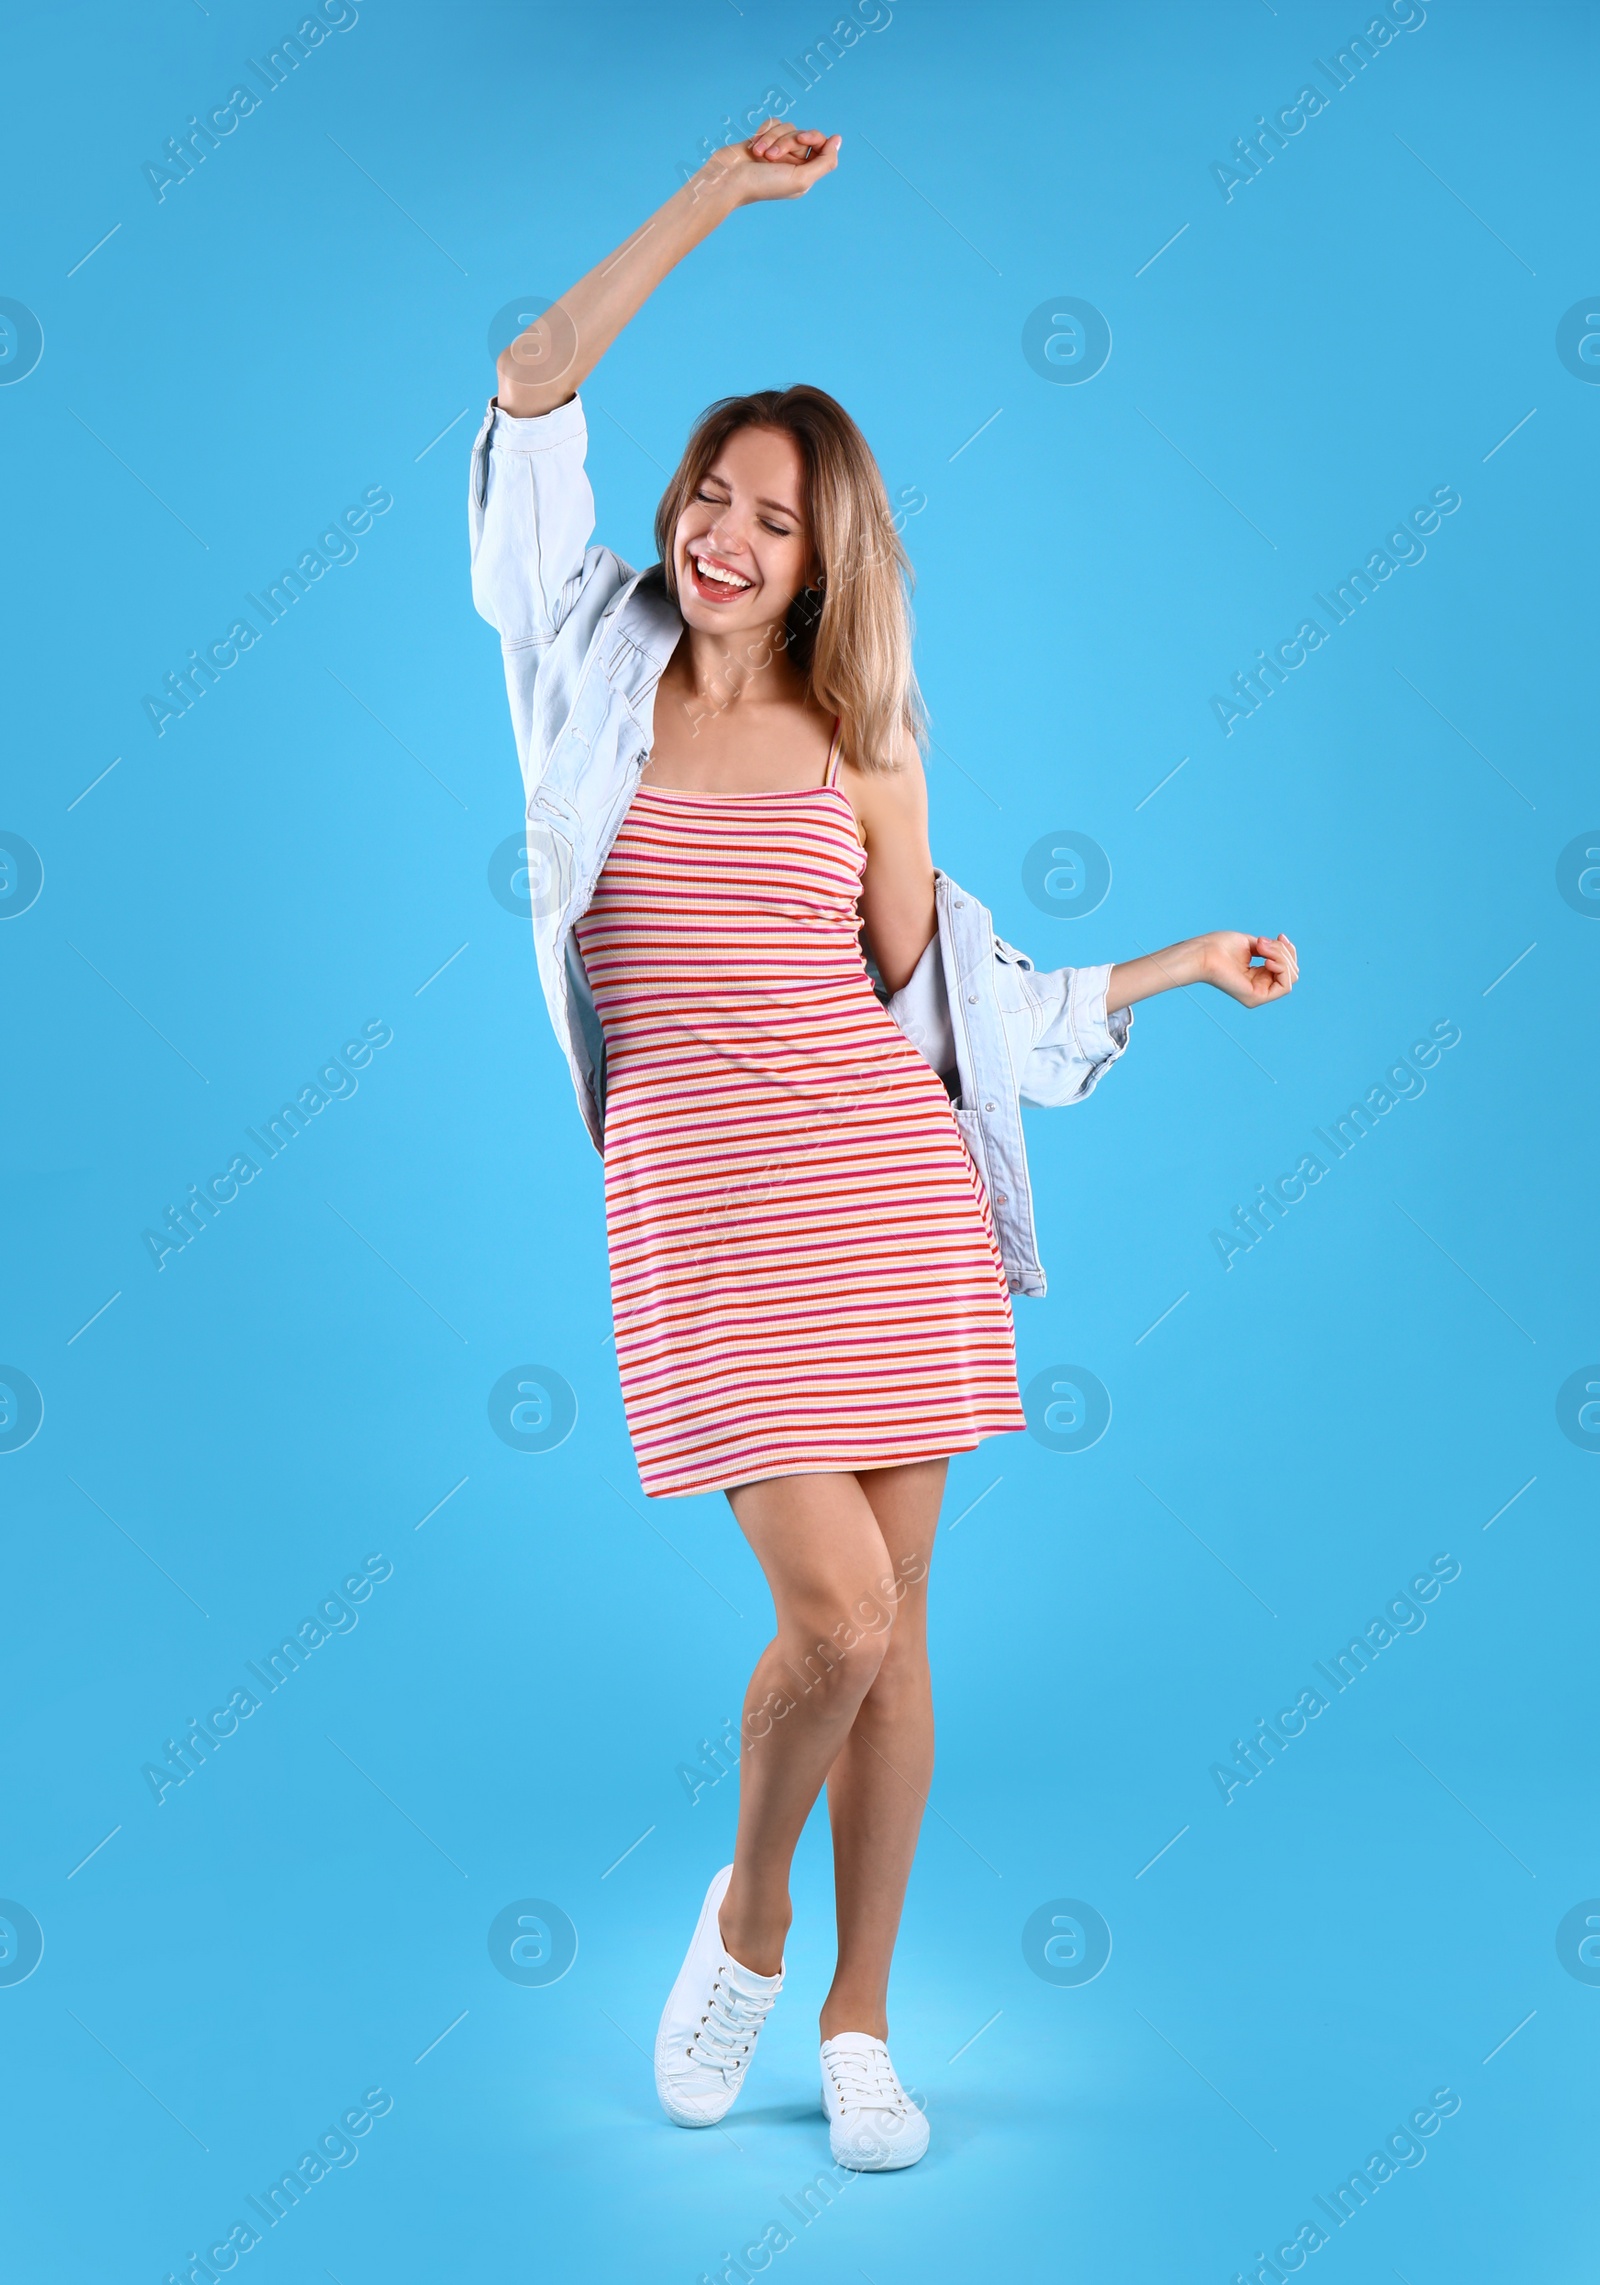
675, 619, 806, 715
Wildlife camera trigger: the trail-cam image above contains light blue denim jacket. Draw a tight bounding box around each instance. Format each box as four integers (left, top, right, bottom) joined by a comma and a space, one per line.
468, 394, 1131, 1297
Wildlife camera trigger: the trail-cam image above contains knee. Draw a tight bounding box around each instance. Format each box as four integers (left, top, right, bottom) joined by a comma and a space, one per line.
782, 1576, 896, 1695
860, 1615, 928, 1709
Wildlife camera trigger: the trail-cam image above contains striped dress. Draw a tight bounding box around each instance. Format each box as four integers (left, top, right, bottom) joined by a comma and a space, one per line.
572, 726, 1026, 1498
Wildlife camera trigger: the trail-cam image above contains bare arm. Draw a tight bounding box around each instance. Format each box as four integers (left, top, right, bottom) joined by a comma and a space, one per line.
495, 124, 842, 417
852, 739, 1300, 1012
852, 731, 938, 996
1107, 932, 1298, 1013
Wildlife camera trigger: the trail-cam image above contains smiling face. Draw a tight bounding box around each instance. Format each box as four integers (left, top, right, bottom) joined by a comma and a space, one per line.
672, 424, 815, 635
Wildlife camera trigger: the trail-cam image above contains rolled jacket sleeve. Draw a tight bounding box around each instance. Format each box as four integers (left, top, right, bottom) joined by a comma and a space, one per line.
469, 392, 595, 643
1016, 957, 1133, 1106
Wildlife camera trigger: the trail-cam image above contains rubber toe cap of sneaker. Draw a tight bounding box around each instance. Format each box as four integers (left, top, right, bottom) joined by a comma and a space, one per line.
829, 2108, 930, 2171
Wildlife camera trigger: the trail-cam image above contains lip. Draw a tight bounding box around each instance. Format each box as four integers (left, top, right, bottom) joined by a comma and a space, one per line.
684, 548, 757, 605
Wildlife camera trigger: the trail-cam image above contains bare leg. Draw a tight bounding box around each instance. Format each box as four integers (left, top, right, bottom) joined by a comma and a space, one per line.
717, 1470, 904, 1977
819, 1457, 945, 2042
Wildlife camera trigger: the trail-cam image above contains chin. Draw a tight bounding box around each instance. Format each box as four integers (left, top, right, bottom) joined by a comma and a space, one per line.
678, 592, 761, 635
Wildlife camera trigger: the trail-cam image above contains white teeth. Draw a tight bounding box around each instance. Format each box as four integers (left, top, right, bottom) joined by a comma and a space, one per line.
693, 554, 751, 589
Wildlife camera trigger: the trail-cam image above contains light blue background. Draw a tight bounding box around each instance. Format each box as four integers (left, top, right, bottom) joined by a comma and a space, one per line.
3, 2, 1595, 2279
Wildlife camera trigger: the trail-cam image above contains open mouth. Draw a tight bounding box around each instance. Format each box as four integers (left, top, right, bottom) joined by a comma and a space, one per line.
686, 550, 755, 604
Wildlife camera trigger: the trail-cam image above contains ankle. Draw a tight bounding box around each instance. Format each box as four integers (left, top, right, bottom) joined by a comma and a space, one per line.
717, 1897, 790, 1979
819, 2001, 888, 2043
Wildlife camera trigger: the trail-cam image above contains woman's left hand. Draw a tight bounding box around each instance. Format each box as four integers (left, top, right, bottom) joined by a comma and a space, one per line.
734, 123, 843, 201
1204, 930, 1298, 1008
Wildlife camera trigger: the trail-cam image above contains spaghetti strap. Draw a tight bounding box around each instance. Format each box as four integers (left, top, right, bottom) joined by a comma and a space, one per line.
823, 716, 843, 788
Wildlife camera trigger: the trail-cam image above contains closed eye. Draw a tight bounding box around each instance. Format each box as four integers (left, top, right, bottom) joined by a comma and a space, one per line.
695, 489, 792, 536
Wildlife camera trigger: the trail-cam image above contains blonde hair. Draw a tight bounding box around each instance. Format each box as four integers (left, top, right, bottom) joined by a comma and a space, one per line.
653, 385, 925, 774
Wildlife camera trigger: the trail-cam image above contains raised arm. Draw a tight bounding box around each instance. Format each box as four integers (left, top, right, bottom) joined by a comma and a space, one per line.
495, 124, 842, 418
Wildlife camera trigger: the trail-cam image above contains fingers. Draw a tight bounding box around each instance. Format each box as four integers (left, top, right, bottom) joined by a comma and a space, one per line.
811, 131, 843, 172
750, 124, 813, 158
750, 124, 838, 165
1211, 930, 1297, 1008
1249, 933, 1299, 995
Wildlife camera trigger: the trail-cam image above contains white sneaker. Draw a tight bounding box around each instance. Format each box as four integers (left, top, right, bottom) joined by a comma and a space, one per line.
654, 1865, 782, 2127
820, 2032, 929, 2170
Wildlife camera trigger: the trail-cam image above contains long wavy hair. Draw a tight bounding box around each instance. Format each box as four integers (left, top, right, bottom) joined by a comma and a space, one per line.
652, 385, 925, 775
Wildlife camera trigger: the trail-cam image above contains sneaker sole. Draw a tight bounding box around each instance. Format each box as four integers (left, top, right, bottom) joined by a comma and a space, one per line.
828, 2123, 930, 2172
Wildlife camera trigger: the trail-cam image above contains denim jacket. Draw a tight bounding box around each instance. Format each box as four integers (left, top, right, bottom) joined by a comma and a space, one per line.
468, 394, 1131, 1297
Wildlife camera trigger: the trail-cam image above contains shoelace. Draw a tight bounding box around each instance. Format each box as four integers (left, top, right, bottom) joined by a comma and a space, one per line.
685, 1973, 777, 2084
826, 2046, 907, 2115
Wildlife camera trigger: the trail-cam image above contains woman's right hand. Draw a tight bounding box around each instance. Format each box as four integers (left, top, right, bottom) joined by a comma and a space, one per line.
708, 123, 842, 204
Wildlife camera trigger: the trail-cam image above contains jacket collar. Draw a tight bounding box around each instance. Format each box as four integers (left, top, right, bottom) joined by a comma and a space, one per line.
601, 565, 685, 722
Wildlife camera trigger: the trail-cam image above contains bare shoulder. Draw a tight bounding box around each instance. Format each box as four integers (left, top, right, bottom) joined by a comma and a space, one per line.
844, 722, 928, 840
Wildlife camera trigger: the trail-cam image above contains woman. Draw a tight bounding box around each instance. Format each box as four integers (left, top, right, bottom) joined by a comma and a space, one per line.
471, 121, 1296, 2171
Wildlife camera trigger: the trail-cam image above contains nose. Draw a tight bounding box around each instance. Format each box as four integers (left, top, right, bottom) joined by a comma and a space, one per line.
700, 509, 747, 559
